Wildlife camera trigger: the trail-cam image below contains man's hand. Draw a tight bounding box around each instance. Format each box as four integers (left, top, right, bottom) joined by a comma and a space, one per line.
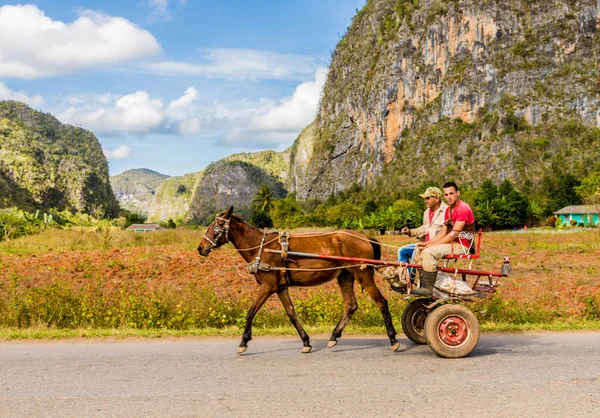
401, 227, 410, 236
416, 241, 427, 248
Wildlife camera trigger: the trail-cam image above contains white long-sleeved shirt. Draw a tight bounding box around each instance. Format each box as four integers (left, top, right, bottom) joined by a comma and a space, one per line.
409, 202, 448, 242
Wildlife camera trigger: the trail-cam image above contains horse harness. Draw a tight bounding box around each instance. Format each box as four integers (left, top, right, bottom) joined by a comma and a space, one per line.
203, 216, 230, 250
247, 230, 295, 288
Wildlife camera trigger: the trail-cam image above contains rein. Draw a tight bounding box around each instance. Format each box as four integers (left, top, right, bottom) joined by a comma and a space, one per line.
235, 230, 399, 251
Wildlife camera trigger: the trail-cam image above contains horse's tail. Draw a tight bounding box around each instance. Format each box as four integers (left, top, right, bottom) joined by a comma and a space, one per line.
369, 237, 381, 261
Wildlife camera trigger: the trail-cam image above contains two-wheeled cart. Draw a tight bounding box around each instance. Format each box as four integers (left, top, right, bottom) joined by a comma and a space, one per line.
264, 231, 512, 358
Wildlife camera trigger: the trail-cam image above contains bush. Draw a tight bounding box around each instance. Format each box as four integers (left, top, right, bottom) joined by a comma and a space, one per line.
270, 197, 305, 229
0, 210, 29, 241
325, 202, 362, 227
125, 213, 147, 228
545, 215, 559, 228
162, 219, 177, 229
491, 180, 531, 229
249, 210, 273, 228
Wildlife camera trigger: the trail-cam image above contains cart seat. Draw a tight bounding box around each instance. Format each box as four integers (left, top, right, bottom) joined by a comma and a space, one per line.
443, 230, 482, 270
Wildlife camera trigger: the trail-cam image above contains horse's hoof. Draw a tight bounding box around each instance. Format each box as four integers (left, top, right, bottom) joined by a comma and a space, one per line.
238, 346, 247, 354
392, 342, 402, 352
327, 340, 338, 348
301, 346, 312, 354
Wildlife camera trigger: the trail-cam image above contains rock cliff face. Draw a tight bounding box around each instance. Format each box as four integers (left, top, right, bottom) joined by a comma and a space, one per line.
0, 101, 118, 216
147, 172, 202, 222
110, 169, 169, 215
291, 0, 600, 200
187, 160, 287, 224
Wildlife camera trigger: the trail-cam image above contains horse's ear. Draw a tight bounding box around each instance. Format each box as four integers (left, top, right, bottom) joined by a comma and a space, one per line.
225, 206, 233, 218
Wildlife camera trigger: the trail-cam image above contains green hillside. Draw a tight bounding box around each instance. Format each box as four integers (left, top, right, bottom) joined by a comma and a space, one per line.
0, 101, 118, 216
110, 169, 170, 215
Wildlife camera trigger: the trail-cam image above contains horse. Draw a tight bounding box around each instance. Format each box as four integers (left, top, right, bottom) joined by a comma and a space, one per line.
197, 207, 400, 354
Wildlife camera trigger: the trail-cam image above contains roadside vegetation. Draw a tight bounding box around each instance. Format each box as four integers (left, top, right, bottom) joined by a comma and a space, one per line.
0, 227, 599, 340
1, 169, 598, 339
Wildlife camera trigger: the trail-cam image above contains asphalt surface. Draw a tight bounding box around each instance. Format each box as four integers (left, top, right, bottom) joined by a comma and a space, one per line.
1, 332, 599, 417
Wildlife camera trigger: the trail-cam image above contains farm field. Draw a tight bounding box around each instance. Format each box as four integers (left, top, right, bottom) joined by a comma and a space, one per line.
0, 227, 599, 336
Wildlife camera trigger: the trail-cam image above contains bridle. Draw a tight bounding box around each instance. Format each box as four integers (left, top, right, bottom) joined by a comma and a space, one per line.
203, 215, 231, 250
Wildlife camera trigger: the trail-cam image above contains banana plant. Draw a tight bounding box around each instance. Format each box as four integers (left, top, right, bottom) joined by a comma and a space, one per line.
379, 206, 402, 231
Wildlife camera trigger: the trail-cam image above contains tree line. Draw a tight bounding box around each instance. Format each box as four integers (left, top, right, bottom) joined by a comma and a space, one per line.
248, 172, 600, 231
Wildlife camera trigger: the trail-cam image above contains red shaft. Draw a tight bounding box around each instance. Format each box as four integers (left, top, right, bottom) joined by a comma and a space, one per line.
263, 248, 506, 277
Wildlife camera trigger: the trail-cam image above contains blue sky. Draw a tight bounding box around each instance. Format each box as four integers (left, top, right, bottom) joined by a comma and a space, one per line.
0, 0, 366, 176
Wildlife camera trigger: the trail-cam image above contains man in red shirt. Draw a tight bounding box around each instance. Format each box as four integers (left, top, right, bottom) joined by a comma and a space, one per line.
413, 181, 476, 296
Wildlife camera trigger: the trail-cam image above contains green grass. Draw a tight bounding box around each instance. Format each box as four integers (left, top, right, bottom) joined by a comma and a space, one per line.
1, 321, 599, 341
0, 228, 205, 254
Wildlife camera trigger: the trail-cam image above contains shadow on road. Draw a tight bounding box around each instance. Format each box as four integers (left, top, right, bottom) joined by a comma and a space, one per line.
236, 332, 551, 358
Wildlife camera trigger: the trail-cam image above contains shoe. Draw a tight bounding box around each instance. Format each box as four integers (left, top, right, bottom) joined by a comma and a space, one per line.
411, 270, 437, 296
389, 283, 404, 294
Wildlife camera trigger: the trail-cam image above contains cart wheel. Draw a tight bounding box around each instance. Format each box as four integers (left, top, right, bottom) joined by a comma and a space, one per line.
401, 298, 435, 345
424, 304, 480, 358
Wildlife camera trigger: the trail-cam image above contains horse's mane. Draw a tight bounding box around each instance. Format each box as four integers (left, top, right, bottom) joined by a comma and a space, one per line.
230, 214, 277, 235
230, 214, 245, 222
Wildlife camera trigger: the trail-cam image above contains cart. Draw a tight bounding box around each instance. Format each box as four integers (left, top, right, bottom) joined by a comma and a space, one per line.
265, 230, 512, 358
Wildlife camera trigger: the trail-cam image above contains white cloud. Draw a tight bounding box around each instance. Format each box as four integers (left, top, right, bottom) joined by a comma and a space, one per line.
0, 82, 44, 107
0, 4, 162, 79
103, 145, 132, 159
208, 67, 327, 147
149, 0, 169, 15
250, 67, 327, 131
51, 68, 326, 148
58, 91, 164, 134
178, 117, 202, 136
165, 87, 199, 119
56, 88, 203, 136
165, 87, 202, 135
165, 87, 202, 136
147, 0, 186, 21
142, 48, 321, 80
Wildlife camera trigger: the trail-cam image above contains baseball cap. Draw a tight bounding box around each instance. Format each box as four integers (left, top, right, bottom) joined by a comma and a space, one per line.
419, 187, 442, 198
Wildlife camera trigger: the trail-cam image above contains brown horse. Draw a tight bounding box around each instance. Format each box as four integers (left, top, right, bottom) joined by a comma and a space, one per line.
197, 207, 400, 354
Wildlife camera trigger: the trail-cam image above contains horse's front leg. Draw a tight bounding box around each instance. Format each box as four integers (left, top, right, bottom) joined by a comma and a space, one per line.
239, 284, 275, 354
277, 287, 312, 353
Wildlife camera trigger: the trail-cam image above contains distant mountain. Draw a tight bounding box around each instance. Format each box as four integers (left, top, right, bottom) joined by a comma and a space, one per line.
110, 169, 170, 215
111, 149, 289, 224
222, 150, 290, 186
0, 100, 118, 216
114, 150, 290, 224
186, 159, 287, 224
147, 171, 203, 222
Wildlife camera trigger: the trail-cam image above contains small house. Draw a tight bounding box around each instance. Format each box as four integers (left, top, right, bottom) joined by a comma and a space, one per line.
126, 223, 161, 232
554, 205, 599, 226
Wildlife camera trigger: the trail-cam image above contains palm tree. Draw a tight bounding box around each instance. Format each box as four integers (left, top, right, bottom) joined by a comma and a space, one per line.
527, 200, 544, 227
253, 185, 273, 213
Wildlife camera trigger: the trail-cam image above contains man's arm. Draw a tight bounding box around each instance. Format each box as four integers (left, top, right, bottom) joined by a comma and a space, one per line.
417, 224, 450, 247
409, 224, 427, 240
418, 220, 467, 248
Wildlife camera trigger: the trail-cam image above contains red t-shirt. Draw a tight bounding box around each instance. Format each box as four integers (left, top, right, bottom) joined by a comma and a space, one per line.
444, 201, 475, 247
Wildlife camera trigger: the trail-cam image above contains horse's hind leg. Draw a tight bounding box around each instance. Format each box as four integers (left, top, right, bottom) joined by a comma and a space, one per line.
328, 271, 358, 348
239, 284, 275, 354
277, 287, 312, 353
353, 268, 400, 351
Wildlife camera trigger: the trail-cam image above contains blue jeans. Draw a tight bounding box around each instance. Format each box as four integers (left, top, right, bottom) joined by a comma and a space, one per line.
398, 244, 416, 277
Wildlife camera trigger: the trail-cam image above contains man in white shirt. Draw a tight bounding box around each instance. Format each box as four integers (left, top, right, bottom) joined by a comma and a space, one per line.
389, 187, 447, 293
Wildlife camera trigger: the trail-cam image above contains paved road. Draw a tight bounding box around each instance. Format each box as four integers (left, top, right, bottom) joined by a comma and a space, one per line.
1, 332, 599, 417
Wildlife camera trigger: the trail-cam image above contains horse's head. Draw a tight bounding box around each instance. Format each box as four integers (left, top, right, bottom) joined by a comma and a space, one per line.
197, 206, 233, 257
